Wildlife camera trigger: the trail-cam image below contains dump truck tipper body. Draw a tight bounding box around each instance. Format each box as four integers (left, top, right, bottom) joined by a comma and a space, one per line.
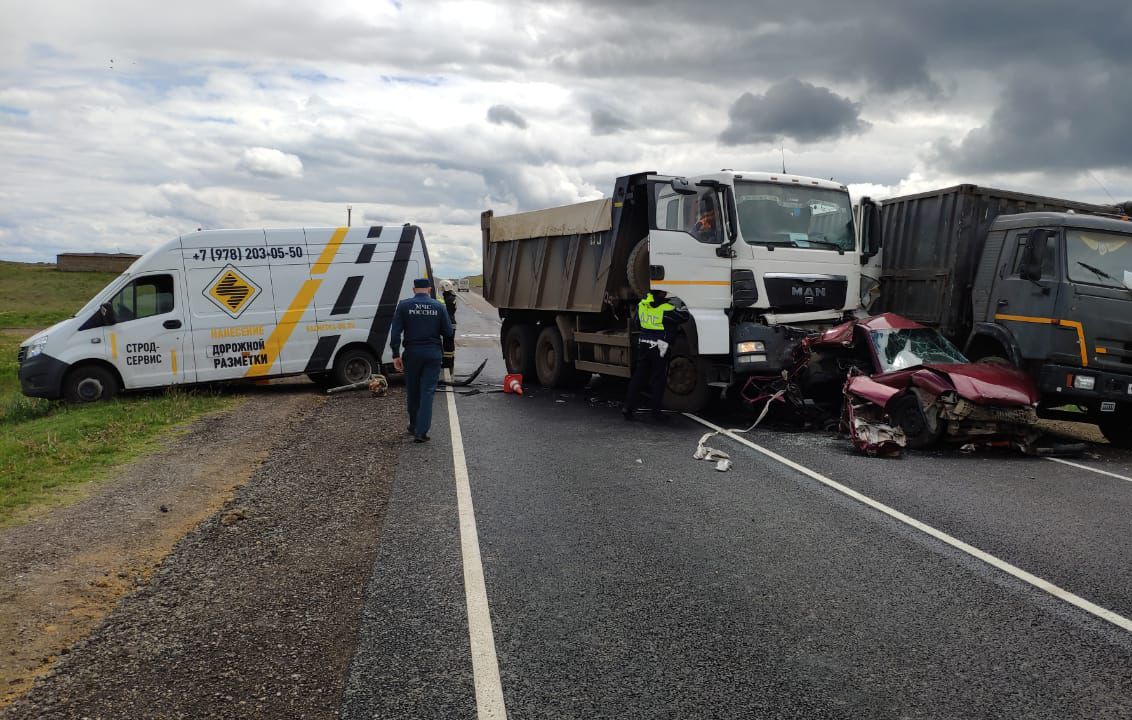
483, 170, 868, 411
867, 184, 1132, 446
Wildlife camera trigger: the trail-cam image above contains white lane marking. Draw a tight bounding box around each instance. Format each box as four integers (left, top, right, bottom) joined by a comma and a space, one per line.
1045, 456, 1132, 484
684, 413, 1132, 635
445, 369, 508, 719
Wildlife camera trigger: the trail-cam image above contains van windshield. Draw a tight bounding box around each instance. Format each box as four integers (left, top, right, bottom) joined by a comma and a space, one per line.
734, 181, 854, 251
1065, 229, 1132, 290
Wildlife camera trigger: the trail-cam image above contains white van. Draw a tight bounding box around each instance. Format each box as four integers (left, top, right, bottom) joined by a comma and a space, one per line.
18, 225, 434, 401
457, 278, 471, 292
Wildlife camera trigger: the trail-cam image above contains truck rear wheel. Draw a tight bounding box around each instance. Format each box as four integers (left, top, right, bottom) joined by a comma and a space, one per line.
1099, 406, 1132, 449
503, 323, 538, 379
332, 347, 377, 387
64, 364, 119, 403
535, 326, 570, 387
627, 239, 650, 298
662, 337, 710, 413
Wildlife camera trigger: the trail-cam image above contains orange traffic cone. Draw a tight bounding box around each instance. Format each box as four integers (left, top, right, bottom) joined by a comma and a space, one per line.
504, 373, 523, 395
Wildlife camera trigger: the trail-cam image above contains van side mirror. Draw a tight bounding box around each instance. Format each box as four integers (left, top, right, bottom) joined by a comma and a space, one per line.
99, 302, 117, 325
1019, 229, 1048, 281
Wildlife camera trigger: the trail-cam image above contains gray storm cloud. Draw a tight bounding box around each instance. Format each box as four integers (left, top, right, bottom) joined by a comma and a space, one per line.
720, 79, 868, 146
590, 108, 631, 136
486, 104, 528, 129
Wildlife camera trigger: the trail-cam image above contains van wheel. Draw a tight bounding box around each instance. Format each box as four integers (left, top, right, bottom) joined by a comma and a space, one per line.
626, 239, 650, 298
662, 336, 710, 413
332, 347, 377, 387
64, 365, 118, 403
503, 324, 538, 379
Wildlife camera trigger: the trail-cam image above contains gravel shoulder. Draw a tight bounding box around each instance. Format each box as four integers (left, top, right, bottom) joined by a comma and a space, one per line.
2, 385, 404, 719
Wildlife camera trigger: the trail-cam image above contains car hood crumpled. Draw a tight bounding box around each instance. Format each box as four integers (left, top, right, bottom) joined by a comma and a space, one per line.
914, 363, 1039, 406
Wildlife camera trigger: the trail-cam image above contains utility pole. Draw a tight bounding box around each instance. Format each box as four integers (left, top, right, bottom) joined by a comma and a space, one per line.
347, 205, 352, 227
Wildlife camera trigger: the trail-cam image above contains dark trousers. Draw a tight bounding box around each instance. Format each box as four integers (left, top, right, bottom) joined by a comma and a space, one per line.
405, 351, 442, 438
625, 342, 668, 414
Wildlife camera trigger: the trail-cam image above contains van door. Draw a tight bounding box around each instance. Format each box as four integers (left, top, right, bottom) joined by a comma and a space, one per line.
105, 272, 188, 388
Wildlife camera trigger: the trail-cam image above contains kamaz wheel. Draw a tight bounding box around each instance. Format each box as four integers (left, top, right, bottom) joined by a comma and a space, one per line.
1099, 406, 1132, 449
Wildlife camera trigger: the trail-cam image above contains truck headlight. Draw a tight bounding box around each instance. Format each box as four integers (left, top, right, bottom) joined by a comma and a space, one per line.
24, 337, 48, 360
1073, 375, 1096, 390
736, 341, 765, 354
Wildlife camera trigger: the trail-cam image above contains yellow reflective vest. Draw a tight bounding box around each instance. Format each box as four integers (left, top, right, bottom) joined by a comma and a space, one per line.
638, 294, 675, 331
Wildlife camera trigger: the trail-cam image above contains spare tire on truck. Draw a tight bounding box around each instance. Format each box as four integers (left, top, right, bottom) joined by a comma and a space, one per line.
627, 238, 650, 298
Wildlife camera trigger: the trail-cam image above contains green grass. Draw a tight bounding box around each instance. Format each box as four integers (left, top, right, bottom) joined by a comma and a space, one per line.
0, 260, 119, 328
1, 333, 234, 523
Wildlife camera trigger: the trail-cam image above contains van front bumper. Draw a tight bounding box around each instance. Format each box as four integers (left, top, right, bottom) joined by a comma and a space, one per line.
18, 353, 69, 399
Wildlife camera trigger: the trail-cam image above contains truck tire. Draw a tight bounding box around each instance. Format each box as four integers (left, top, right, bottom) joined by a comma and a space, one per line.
332, 346, 377, 387
64, 364, 119, 403
627, 239, 650, 298
662, 336, 710, 413
503, 323, 538, 379
889, 392, 942, 449
535, 326, 570, 387
1099, 406, 1132, 449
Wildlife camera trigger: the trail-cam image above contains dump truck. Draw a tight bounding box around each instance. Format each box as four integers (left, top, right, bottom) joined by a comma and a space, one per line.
481, 170, 872, 411
863, 184, 1132, 446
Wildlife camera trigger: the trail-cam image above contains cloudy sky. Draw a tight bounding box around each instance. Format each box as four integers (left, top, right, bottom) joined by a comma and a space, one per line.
1, 0, 1130, 277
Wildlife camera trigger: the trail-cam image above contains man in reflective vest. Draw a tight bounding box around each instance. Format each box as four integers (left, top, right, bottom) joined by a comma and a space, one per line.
623, 289, 690, 421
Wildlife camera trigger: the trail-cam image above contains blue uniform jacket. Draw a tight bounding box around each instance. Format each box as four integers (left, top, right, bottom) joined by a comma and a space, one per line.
390, 294, 455, 359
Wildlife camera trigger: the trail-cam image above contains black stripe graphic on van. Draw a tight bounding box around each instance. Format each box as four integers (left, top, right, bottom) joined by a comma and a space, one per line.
367, 226, 383, 238
331, 276, 364, 316
367, 225, 416, 354
304, 335, 340, 374
355, 243, 376, 264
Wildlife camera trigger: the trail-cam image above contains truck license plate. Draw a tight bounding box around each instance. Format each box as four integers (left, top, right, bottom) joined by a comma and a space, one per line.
1101, 401, 1117, 412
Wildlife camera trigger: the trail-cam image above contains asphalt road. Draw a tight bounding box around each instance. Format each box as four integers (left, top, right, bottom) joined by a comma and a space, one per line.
342, 291, 1132, 719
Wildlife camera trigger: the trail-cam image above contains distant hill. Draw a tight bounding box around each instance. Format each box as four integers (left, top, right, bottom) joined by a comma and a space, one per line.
0, 261, 119, 329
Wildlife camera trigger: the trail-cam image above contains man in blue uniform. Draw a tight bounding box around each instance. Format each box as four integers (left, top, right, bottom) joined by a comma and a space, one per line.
623, 289, 689, 421
390, 278, 455, 443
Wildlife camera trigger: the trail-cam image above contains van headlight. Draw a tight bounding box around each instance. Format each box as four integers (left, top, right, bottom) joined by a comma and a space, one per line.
736, 341, 765, 354
25, 336, 48, 360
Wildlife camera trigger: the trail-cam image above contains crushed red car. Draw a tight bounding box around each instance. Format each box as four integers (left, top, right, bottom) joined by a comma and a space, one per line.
806, 313, 1043, 455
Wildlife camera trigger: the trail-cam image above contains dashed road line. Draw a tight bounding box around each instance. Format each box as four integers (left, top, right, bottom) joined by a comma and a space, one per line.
445, 370, 509, 719
1045, 456, 1132, 484
685, 412, 1132, 635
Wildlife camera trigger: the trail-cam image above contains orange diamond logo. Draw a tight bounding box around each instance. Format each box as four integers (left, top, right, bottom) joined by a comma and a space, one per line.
205, 265, 260, 318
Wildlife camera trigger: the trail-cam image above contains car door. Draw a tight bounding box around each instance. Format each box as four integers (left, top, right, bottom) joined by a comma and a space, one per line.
105, 272, 188, 388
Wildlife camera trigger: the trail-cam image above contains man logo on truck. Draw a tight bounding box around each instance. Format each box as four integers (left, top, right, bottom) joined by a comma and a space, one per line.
791, 286, 827, 298
205, 265, 261, 319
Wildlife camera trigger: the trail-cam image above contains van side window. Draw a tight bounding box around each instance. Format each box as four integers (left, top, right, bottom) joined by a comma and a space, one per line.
110, 274, 175, 322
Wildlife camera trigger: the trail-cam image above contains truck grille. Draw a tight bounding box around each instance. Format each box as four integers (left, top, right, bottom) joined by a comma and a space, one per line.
17, 346, 26, 366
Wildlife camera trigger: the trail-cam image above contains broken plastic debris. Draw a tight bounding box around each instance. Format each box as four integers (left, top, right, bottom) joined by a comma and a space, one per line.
715, 459, 732, 472
635, 458, 642, 464
959, 443, 977, 454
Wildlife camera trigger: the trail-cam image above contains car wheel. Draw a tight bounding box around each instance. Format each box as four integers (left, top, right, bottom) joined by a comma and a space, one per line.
64, 365, 119, 403
889, 392, 942, 449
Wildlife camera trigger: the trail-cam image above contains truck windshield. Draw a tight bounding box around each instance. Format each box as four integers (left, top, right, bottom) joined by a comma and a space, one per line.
868, 328, 968, 372
734, 181, 854, 251
1065, 228, 1132, 291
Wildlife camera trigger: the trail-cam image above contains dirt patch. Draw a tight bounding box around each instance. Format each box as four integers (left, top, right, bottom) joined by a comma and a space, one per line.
0, 383, 320, 707
2, 387, 406, 719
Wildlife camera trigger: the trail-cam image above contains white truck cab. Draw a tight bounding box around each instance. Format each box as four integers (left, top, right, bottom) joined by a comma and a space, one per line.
19, 224, 433, 401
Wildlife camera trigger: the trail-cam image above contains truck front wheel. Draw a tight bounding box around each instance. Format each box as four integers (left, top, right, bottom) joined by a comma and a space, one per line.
662, 337, 710, 413
64, 364, 119, 403
1099, 406, 1132, 449
503, 323, 538, 379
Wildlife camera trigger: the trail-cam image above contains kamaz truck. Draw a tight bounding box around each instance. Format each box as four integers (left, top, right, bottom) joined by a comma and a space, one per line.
481, 170, 872, 411
864, 184, 1132, 446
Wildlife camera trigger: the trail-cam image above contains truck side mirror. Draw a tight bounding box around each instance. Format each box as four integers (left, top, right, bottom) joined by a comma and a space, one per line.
671, 178, 697, 196
1019, 229, 1048, 281
859, 199, 881, 262
723, 186, 739, 243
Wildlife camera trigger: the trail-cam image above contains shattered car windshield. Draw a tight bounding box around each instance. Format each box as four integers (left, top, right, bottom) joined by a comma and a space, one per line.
868, 328, 968, 373
734, 181, 854, 251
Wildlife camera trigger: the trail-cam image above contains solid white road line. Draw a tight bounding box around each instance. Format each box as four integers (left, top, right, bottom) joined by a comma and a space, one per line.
1045, 456, 1132, 484
685, 413, 1132, 635
446, 370, 508, 719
